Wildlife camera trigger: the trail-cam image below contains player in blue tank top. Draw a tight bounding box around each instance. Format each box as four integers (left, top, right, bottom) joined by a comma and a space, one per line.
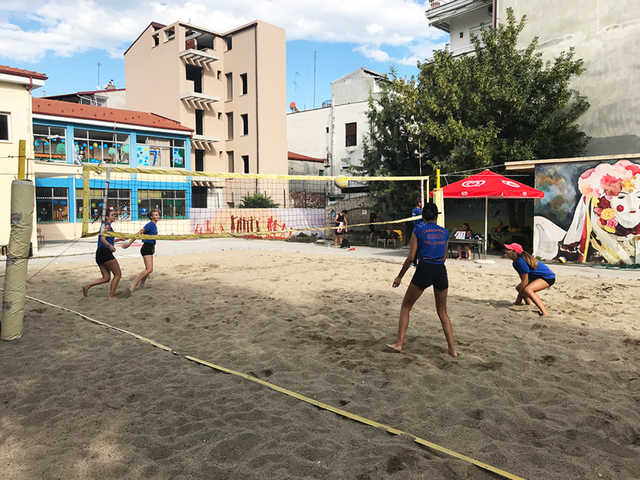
387, 203, 458, 357
504, 243, 555, 316
82, 210, 125, 299
123, 210, 160, 292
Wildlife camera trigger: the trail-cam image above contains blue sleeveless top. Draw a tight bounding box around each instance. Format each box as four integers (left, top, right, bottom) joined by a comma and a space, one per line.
98, 222, 115, 249
414, 222, 449, 265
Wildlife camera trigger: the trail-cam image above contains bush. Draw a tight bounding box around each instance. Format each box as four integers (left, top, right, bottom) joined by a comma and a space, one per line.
286, 233, 318, 243
239, 193, 280, 208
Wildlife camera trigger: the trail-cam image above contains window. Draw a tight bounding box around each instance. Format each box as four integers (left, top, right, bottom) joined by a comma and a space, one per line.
152, 34, 159, 47
76, 188, 131, 222
224, 35, 232, 51
186, 65, 203, 93
136, 136, 186, 168
242, 155, 249, 174
36, 187, 69, 223
0, 113, 9, 142
217, 112, 222, 120
165, 28, 175, 42
138, 190, 186, 219
225, 73, 233, 100
240, 73, 248, 95
192, 186, 207, 208
345, 122, 357, 147
226, 112, 234, 140
74, 129, 129, 165
34, 125, 66, 161
195, 149, 204, 172
319, 169, 324, 176
217, 70, 221, 80
227, 151, 234, 172
241, 114, 249, 135
195, 110, 204, 135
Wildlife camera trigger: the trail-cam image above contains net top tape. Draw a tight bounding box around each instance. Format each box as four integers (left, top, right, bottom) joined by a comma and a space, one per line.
84, 165, 428, 182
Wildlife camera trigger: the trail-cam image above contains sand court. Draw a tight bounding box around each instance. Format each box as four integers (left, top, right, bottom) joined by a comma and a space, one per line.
1, 249, 639, 479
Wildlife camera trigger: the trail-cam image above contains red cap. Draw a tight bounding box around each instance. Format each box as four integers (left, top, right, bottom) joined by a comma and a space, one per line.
504, 243, 524, 254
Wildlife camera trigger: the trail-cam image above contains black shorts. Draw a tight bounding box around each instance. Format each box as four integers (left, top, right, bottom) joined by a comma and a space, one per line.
96, 247, 115, 266
411, 262, 448, 291
531, 275, 555, 287
369, 225, 375, 233
141, 243, 155, 256
335, 230, 343, 237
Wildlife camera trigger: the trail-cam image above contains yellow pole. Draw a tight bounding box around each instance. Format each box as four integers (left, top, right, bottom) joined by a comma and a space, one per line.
17, 139, 26, 180
436, 168, 441, 189
82, 166, 90, 237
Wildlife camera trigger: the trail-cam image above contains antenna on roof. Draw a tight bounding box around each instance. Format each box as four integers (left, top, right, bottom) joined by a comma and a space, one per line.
313, 51, 317, 109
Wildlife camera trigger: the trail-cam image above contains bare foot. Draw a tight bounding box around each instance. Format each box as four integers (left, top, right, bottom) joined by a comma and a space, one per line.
82, 285, 89, 297
448, 349, 459, 357
108, 296, 117, 300
386, 343, 402, 352
538, 311, 549, 316
130, 284, 136, 293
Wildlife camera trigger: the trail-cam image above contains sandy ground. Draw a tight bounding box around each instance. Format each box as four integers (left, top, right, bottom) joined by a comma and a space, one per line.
1, 249, 639, 480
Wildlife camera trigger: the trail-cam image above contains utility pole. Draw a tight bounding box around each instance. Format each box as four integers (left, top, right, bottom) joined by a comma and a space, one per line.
97, 63, 102, 88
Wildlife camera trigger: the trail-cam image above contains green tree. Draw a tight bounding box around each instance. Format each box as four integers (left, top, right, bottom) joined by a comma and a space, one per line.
360, 7, 590, 216
239, 193, 280, 208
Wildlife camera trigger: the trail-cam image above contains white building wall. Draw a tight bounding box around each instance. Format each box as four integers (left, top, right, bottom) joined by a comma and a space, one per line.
500, 0, 640, 156
332, 102, 369, 173
287, 107, 330, 159
449, 7, 493, 52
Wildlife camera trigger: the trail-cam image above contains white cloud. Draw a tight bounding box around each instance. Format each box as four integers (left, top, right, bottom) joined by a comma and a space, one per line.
0, 0, 447, 62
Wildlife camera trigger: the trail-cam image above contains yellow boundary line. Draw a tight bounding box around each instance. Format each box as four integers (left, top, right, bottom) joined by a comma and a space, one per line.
11, 292, 528, 480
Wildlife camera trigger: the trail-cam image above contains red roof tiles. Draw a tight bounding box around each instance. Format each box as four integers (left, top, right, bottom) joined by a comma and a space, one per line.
288, 151, 325, 163
0, 65, 48, 81
32, 98, 192, 133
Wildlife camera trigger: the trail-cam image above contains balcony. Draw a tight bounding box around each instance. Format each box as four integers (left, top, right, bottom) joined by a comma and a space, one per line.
180, 92, 221, 110
179, 48, 219, 68
191, 134, 221, 151
426, 0, 493, 33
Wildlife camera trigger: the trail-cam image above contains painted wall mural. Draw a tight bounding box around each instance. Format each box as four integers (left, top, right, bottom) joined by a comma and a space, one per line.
189, 208, 326, 239
535, 159, 640, 264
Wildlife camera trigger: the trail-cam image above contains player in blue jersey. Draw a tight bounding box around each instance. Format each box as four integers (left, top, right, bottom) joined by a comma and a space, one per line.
504, 243, 555, 316
82, 210, 125, 299
387, 203, 458, 357
123, 210, 159, 292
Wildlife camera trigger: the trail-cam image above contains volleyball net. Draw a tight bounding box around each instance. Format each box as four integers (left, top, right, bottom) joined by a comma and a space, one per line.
80, 165, 428, 241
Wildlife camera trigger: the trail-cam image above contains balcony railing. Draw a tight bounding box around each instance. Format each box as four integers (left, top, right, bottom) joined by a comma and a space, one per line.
179, 48, 219, 67
180, 92, 221, 110
191, 134, 221, 151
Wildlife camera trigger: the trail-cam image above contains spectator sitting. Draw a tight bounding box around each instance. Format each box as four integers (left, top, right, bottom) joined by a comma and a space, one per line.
453, 223, 474, 260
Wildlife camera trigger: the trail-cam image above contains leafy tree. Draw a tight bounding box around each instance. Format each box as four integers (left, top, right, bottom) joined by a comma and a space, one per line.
359, 8, 590, 218
239, 193, 280, 208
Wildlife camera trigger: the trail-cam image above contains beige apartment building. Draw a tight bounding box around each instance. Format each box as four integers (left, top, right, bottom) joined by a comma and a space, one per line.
125, 20, 287, 179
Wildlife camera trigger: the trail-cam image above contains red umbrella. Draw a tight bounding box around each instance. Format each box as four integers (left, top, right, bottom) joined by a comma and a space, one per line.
432, 170, 544, 255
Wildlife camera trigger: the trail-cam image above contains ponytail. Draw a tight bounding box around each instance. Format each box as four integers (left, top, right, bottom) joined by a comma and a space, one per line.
521, 251, 539, 270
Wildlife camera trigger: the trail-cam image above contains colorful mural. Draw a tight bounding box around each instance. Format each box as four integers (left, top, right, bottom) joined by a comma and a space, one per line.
189, 208, 326, 239
535, 159, 640, 264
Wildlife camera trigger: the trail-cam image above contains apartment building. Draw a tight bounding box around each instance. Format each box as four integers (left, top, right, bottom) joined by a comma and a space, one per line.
426, 0, 640, 156
287, 67, 387, 199
125, 20, 287, 179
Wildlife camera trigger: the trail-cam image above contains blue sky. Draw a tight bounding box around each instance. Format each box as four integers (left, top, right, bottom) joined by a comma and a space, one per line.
0, 1, 449, 112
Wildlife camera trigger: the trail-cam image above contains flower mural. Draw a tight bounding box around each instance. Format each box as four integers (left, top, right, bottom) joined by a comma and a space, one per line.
535, 159, 640, 264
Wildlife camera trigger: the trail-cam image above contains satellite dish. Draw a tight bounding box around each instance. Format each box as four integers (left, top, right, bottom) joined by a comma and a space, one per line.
289, 102, 300, 113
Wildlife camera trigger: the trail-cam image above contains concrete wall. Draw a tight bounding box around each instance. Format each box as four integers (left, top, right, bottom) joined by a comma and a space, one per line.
0, 82, 37, 249
288, 160, 325, 176
500, 0, 640, 156
287, 107, 331, 159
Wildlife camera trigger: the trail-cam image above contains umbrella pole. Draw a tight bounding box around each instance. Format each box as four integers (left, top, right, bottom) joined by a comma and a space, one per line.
484, 197, 488, 259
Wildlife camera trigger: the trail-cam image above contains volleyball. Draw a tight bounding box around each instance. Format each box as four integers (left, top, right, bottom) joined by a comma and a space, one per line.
334, 176, 349, 189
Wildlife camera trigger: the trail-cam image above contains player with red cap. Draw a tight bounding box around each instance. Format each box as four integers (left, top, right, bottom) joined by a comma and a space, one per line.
504, 243, 556, 316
